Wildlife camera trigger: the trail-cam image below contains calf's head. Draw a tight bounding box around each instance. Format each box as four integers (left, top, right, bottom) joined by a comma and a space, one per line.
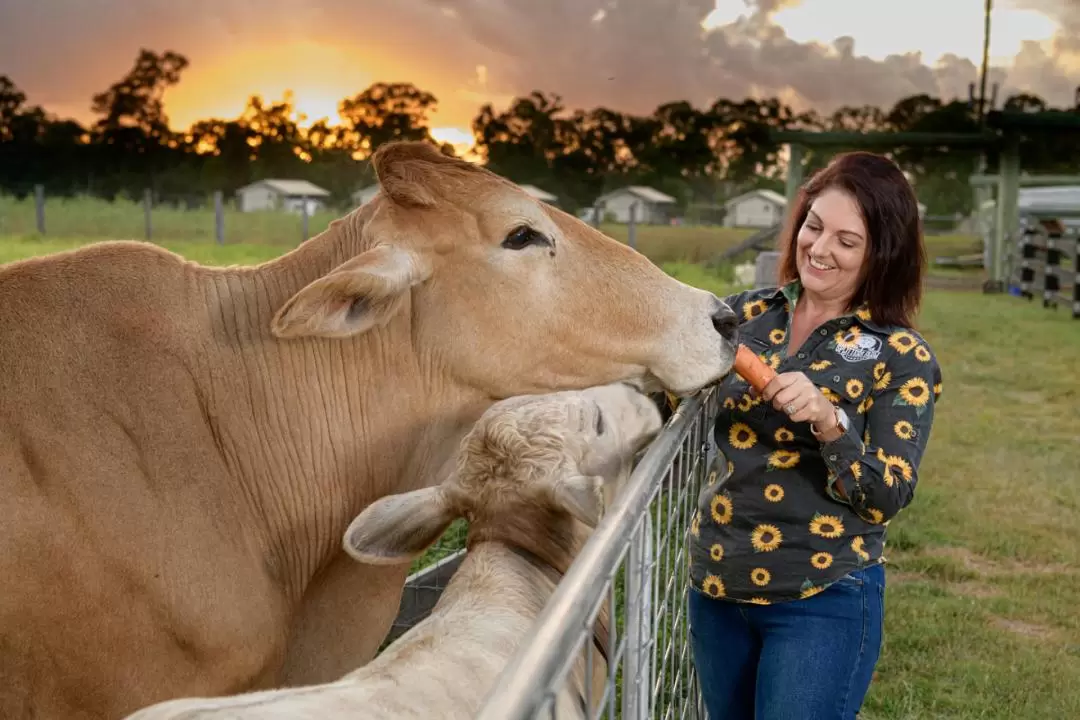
271, 141, 738, 397
342, 382, 663, 565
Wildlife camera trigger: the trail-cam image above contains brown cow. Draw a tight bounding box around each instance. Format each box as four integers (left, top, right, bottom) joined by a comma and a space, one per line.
0, 141, 738, 720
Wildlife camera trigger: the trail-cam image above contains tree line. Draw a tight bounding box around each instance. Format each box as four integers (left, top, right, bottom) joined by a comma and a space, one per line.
2, 48, 1078, 216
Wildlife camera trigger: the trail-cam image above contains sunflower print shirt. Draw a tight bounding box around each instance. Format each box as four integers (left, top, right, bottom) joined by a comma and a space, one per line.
688, 281, 942, 605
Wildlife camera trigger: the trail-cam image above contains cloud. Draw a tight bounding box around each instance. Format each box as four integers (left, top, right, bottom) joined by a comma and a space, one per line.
0, 0, 1074, 131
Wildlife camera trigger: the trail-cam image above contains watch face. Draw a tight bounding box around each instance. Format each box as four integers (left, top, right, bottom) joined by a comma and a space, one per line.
837, 409, 851, 431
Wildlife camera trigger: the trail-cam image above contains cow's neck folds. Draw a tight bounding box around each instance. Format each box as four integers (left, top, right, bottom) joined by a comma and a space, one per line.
190, 214, 489, 604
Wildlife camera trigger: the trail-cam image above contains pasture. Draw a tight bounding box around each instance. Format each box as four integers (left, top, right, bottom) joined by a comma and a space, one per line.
1, 227, 1075, 719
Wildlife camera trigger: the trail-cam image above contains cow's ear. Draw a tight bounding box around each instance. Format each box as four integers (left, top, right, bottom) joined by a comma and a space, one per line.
271, 244, 430, 339
549, 474, 606, 527
372, 141, 465, 208
343, 486, 457, 565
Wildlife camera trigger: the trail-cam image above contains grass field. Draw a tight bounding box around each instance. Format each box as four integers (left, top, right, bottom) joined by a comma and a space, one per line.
0, 193, 983, 268
2, 229, 1072, 717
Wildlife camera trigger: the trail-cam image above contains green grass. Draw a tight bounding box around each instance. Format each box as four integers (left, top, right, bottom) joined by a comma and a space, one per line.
0, 193, 981, 271
3, 228, 1072, 717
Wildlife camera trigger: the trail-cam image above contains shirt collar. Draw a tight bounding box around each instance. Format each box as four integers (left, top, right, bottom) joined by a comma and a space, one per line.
764, 279, 888, 333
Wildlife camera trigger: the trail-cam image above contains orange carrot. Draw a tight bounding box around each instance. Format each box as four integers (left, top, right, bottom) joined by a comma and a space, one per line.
734, 344, 777, 394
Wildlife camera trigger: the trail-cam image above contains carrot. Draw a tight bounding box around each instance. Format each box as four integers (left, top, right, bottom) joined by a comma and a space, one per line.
734, 344, 777, 394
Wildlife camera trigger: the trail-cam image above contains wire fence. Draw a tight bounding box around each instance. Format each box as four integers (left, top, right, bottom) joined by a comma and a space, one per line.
385, 387, 720, 719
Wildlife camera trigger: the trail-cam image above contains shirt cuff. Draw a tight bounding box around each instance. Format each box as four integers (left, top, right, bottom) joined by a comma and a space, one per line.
820, 424, 865, 502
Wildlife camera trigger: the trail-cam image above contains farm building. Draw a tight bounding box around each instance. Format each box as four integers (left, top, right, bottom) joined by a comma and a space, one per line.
236, 179, 331, 214
722, 189, 788, 229
352, 184, 381, 207
516, 184, 560, 206
591, 186, 677, 224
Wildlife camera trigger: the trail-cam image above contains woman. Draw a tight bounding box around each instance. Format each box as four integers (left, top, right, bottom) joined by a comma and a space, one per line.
687, 151, 943, 720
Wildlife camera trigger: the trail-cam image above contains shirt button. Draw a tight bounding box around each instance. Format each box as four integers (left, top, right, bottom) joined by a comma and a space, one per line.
829, 454, 838, 461
797, 352, 806, 359
819, 329, 828, 336
833, 375, 841, 382
840, 318, 850, 326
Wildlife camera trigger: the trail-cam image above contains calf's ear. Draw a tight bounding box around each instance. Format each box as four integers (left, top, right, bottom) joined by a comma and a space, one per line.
271, 243, 430, 339
343, 486, 457, 565
550, 474, 606, 527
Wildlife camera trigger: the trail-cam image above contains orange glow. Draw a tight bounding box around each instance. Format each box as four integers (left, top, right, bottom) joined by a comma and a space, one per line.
162, 40, 485, 161
165, 41, 373, 127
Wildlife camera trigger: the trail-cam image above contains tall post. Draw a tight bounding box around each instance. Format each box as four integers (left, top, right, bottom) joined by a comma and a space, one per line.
988, 132, 1020, 293
785, 143, 805, 204
34, 184, 45, 235
628, 202, 638, 249
300, 196, 310, 242
214, 191, 225, 245
143, 188, 153, 241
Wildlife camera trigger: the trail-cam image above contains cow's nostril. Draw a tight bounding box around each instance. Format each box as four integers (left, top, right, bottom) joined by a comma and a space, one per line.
711, 306, 739, 341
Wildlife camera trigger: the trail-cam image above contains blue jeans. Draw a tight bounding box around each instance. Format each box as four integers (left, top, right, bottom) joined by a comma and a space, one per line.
688, 563, 885, 720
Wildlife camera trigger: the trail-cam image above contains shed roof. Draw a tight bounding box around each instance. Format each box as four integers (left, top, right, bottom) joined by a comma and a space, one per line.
517, 184, 559, 202
595, 185, 676, 205
237, 179, 331, 197
723, 188, 788, 208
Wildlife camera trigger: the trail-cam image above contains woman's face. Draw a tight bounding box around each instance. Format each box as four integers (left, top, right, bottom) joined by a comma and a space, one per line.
795, 187, 868, 306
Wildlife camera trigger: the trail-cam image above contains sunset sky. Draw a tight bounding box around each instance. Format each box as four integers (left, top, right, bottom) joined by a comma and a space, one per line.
1, 0, 1077, 153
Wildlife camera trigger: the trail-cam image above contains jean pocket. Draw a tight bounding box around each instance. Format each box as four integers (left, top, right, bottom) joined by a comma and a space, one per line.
832, 571, 865, 588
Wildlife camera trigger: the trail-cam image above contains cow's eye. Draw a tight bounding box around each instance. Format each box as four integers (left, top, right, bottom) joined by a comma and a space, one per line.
502, 225, 551, 250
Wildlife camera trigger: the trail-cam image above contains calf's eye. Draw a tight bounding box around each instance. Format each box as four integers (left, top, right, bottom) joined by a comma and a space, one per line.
502, 225, 551, 250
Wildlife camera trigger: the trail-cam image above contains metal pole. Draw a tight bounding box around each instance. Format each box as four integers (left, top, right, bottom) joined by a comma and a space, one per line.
143, 188, 153, 241
622, 513, 654, 720
34, 184, 45, 235
301, 196, 310, 241
214, 191, 225, 245
628, 202, 638, 249
978, 0, 993, 124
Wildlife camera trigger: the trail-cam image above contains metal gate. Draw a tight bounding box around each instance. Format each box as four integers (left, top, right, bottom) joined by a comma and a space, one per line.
382, 387, 720, 718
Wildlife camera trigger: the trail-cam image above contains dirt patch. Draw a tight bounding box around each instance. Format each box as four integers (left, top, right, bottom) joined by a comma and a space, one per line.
949, 581, 1002, 600
924, 275, 986, 291
990, 616, 1059, 641
920, 546, 1071, 578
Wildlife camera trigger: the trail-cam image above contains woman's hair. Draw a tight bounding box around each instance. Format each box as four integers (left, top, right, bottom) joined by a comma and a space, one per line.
775, 151, 926, 328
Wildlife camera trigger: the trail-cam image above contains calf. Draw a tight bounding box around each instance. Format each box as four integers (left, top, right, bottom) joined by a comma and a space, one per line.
125, 381, 664, 719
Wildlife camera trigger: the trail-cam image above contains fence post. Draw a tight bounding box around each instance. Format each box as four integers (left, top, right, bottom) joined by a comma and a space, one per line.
622, 514, 654, 720
214, 191, 224, 245
300, 196, 309, 242
593, 202, 603, 230
143, 188, 153, 241
34, 184, 45, 235
628, 202, 638, 249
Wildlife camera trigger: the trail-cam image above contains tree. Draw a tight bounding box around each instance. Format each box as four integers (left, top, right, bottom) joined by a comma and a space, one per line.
339, 82, 439, 155
91, 49, 189, 140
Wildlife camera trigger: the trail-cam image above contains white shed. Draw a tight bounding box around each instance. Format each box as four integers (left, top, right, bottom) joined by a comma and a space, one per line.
236, 179, 331, 214
722, 189, 787, 229
517, 183, 560, 206
352, 184, 381, 207
592, 186, 677, 224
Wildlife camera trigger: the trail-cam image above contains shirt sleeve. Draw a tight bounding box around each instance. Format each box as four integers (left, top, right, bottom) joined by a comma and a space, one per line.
819, 334, 942, 525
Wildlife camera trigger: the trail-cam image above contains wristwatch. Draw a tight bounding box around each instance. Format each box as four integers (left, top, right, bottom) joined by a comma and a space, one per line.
811, 407, 850, 443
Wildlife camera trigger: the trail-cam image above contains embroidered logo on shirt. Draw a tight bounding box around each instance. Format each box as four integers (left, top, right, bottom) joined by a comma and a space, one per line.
836, 333, 883, 363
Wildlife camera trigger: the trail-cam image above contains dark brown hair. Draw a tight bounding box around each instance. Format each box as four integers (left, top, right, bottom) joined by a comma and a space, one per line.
776, 151, 926, 328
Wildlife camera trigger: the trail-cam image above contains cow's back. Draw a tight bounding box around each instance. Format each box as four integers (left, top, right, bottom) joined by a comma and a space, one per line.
0, 243, 289, 719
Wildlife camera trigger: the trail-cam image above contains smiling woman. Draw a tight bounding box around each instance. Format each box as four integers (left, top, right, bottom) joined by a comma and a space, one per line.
687, 151, 943, 720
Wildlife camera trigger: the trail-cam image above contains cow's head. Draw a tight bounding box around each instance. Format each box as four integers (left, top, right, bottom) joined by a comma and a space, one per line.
270, 141, 738, 396
341, 382, 663, 565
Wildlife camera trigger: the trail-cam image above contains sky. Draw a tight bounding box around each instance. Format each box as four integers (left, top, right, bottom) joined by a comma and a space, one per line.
1, 0, 1077, 152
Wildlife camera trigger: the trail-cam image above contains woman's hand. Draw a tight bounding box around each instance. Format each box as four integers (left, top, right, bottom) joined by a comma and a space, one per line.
760, 372, 837, 429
